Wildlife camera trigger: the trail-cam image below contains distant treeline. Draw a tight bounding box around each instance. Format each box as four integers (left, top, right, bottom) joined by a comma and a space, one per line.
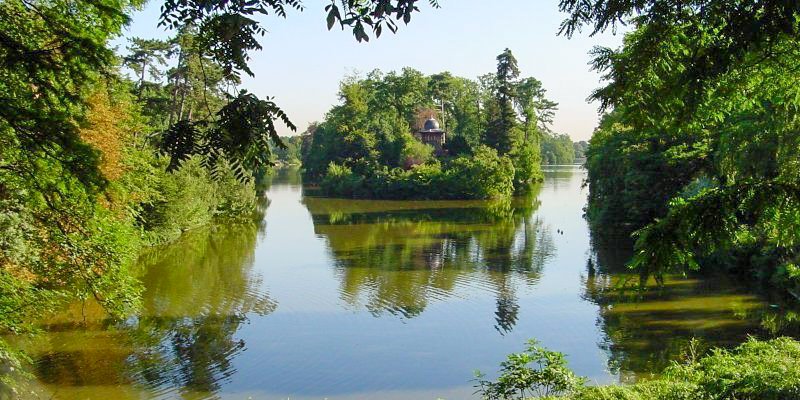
275, 133, 588, 166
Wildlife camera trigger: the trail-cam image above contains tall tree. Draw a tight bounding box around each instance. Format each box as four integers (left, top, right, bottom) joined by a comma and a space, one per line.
123, 38, 172, 96
484, 48, 521, 155
515, 77, 557, 141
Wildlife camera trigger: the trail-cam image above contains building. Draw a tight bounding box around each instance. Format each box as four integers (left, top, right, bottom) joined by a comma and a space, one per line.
414, 117, 446, 154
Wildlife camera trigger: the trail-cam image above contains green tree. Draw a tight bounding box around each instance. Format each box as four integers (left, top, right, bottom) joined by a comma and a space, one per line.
515, 77, 558, 141
568, 1, 800, 292
484, 48, 521, 155
123, 38, 172, 97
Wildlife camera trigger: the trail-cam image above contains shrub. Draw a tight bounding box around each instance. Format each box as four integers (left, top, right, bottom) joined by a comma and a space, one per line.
481, 338, 800, 400
139, 156, 218, 244
320, 162, 367, 198
475, 339, 585, 399
319, 146, 515, 200
444, 145, 515, 199
665, 337, 800, 400
510, 141, 543, 190
212, 158, 258, 221
400, 134, 435, 168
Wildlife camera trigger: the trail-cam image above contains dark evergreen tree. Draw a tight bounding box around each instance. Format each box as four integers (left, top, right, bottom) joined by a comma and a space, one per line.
485, 48, 521, 155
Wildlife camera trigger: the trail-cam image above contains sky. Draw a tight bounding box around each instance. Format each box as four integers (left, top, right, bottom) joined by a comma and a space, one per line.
118, 0, 625, 141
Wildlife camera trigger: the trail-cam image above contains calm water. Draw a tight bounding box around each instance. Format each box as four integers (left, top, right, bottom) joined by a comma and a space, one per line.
10, 165, 795, 399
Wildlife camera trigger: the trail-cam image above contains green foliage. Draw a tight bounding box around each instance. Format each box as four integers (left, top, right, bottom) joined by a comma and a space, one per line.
324, 1, 440, 42
540, 133, 576, 165
208, 90, 295, 178
303, 51, 554, 199
475, 339, 586, 399
568, 338, 800, 400
516, 77, 558, 140
510, 141, 543, 190
400, 134, 435, 167
320, 163, 365, 198
445, 146, 515, 199
574, 1, 800, 294
123, 38, 172, 95
272, 135, 304, 165
484, 49, 522, 155
479, 338, 800, 400
320, 146, 515, 200
139, 156, 258, 244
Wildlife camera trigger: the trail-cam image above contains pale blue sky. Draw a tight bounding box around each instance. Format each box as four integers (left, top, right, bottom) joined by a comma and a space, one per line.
118, 1, 624, 141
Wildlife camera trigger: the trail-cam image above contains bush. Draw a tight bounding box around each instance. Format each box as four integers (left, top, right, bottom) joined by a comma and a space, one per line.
475, 339, 586, 399
139, 156, 217, 243
480, 338, 800, 400
319, 146, 515, 200
444, 145, 515, 199
320, 162, 367, 198
400, 134, 435, 168
138, 156, 258, 244
510, 141, 543, 190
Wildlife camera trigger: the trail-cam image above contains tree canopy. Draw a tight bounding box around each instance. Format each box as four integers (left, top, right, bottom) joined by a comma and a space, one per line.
301, 50, 560, 199
574, 1, 800, 295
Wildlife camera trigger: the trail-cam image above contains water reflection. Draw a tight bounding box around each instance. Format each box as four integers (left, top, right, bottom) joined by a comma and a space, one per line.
22, 224, 274, 399
10, 165, 800, 399
304, 190, 554, 334
583, 231, 800, 382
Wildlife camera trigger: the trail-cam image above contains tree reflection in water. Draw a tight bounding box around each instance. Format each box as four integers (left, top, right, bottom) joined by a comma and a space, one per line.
583, 230, 800, 383
303, 186, 555, 334
27, 223, 275, 399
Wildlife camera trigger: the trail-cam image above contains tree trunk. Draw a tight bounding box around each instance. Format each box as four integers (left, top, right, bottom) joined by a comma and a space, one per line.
139, 60, 146, 97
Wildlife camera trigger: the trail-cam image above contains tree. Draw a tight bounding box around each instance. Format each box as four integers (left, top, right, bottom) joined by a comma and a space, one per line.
123, 38, 172, 97
515, 77, 558, 141
569, 0, 800, 293
484, 48, 521, 155
428, 72, 455, 130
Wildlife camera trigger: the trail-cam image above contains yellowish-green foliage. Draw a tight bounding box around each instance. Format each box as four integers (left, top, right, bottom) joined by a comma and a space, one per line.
81, 90, 129, 181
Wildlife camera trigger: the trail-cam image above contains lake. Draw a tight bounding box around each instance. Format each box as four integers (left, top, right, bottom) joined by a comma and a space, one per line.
10, 165, 792, 399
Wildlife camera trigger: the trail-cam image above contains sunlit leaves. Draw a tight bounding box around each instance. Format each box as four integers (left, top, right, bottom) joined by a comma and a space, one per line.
475, 339, 586, 399
577, 0, 800, 293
